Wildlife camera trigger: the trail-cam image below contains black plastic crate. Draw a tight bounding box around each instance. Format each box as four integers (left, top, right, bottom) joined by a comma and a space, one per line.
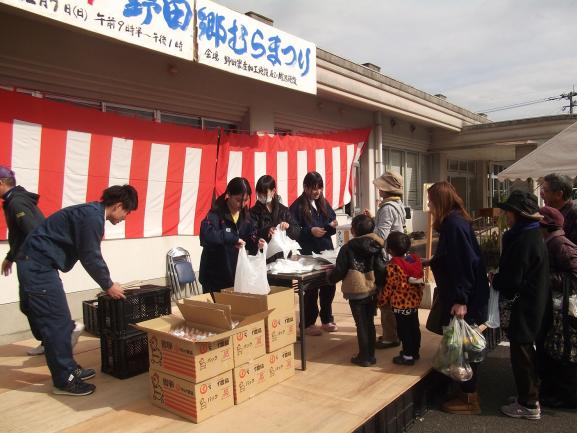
98, 285, 171, 335
82, 299, 100, 336
100, 329, 149, 379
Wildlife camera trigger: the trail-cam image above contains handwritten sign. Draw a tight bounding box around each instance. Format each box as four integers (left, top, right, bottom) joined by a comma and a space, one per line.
196, 0, 317, 94
1, 0, 195, 60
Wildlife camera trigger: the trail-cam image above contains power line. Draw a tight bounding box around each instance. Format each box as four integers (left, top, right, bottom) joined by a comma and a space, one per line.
477, 95, 563, 114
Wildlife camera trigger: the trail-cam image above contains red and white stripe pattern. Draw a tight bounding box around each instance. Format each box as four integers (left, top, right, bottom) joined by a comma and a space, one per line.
215, 129, 370, 208
0, 89, 218, 240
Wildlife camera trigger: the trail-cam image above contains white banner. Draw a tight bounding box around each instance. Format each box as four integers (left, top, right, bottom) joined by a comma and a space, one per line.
0, 0, 195, 60
196, 0, 317, 95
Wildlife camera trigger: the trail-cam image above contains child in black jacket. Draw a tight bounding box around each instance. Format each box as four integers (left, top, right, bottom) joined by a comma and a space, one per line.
328, 214, 386, 366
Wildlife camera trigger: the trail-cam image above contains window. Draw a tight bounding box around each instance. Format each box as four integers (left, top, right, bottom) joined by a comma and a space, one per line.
202, 118, 238, 131
384, 148, 425, 209
161, 112, 202, 128
104, 103, 154, 121
352, 161, 361, 215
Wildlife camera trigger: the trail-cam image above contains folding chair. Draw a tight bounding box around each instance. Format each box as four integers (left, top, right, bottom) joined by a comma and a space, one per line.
166, 247, 201, 300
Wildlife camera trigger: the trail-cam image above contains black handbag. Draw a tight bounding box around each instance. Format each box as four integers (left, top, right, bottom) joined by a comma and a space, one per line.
498, 292, 519, 332
426, 287, 444, 335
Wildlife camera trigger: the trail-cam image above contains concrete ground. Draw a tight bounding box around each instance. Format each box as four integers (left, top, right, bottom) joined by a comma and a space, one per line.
408, 344, 577, 433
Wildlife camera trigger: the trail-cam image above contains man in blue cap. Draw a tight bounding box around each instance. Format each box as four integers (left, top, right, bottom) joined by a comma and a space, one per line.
17, 184, 138, 396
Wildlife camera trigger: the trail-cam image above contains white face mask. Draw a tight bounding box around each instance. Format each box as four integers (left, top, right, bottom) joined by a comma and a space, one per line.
257, 194, 273, 204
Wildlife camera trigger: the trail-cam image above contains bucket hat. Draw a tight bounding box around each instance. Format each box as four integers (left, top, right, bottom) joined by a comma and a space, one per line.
497, 190, 542, 221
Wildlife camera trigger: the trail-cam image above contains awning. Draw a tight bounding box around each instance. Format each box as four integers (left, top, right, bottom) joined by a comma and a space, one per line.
497, 120, 577, 181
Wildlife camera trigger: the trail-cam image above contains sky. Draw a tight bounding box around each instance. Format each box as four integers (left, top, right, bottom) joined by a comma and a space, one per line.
216, 0, 577, 122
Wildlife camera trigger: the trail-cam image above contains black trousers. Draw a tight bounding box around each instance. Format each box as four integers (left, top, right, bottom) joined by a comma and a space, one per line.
539, 353, 577, 406
349, 296, 376, 361
304, 284, 336, 327
394, 310, 421, 358
510, 342, 540, 407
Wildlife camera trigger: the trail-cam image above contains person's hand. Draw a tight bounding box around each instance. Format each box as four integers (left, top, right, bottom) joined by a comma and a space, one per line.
279, 222, 289, 230
268, 227, 276, 238
311, 227, 327, 238
329, 219, 338, 228
1, 259, 13, 276
235, 239, 246, 249
451, 303, 467, 319
487, 271, 495, 284
363, 208, 372, 218
258, 238, 266, 250
107, 282, 126, 300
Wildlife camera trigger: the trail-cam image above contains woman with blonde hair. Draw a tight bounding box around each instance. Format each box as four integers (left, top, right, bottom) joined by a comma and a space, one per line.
427, 181, 489, 415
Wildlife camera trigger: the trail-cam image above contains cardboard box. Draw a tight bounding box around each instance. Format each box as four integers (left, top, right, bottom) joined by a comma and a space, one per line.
149, 368, 234, 423
183, 294, 268, 366
135, 301, 266, 383
267, 344, 295, 385
232, 353, 272, 404
219, 287, 297, 352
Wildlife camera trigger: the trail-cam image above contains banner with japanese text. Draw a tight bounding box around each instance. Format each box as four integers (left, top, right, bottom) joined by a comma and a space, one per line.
0, 89, 218, 240
0, 0, 194, 59
196, 0, 317, 94
215, 129, 370, 209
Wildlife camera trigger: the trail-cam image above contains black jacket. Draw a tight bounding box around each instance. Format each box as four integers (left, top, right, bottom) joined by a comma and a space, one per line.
19, 202, 113, 290
289, 195, 336, 255
493, 222, 549, 344
250, 200, 300, 263
328, 233, 386, 300
2, 185, 45, 262
199, 202, 257, 292
430, 211, 489, 327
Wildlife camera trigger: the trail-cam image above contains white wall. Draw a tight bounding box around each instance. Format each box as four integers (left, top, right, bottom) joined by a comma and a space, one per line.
0, 235, 201, 305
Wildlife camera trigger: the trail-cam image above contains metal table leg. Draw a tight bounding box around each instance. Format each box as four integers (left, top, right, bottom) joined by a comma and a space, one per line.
298, 280, 306, 370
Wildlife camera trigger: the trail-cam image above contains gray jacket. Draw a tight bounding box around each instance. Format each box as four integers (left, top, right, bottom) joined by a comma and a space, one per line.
374, 199, 406, 260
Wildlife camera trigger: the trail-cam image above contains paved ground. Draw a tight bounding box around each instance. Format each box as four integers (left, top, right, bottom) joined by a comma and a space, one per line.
408, 344, 577, 433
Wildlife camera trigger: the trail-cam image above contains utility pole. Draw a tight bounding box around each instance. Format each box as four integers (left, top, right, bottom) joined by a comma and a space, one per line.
561, 87, 577, 114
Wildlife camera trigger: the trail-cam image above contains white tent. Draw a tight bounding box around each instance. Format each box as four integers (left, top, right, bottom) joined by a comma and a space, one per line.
498, 120, 577, 181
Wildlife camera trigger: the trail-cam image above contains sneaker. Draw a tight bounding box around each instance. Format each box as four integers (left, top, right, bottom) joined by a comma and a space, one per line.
351, 355, 376, 367
71, 322, 85, 348
53, 374, 96, 396
392, 355, 415, 366
500, 401, 541, 420
73, 365, 96, 380
375, 340, 401, 350
304, 325, 323, 336
27, 343, 45, 356
399, 350, 420, 360
321, 322, 338, 332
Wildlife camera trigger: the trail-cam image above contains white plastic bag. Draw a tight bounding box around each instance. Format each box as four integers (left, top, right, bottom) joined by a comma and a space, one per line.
266, 224, 301, 260
234, 244, 270, 295
432, 317, 473, 382
486, 286, 500, 328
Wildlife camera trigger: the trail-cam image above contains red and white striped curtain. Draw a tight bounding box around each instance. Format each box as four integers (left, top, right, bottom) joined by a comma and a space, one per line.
0, 89, 219, 239
215, 129, 370, 209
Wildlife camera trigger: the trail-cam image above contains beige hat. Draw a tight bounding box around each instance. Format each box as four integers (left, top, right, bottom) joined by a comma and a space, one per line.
373, 171, 404, 195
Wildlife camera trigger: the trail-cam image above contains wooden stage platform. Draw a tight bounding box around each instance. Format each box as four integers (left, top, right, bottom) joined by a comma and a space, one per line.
0, 292, 441, 433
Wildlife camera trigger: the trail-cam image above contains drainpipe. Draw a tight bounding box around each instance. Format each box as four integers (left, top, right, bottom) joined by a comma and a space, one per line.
374, 111, 384, 176
374, 111, 384, 212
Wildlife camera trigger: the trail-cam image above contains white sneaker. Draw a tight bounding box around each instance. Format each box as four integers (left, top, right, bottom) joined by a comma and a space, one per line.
71, 322, 85, 348
304, 325, 323, 336
27, 343, 45, 356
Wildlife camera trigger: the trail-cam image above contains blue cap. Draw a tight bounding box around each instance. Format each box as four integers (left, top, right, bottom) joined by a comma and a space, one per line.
0, 165, 15, 179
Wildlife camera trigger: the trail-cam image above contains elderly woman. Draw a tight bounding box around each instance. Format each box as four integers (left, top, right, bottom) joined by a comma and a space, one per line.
538, 206, 577, 409
372, 171, 406, 350
492, 191, 549, 420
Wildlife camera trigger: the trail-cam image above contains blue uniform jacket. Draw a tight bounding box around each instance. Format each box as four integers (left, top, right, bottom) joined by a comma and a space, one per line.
19, 202, 113, 290
199, 206, 257, 292
289, 196, 336, 255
